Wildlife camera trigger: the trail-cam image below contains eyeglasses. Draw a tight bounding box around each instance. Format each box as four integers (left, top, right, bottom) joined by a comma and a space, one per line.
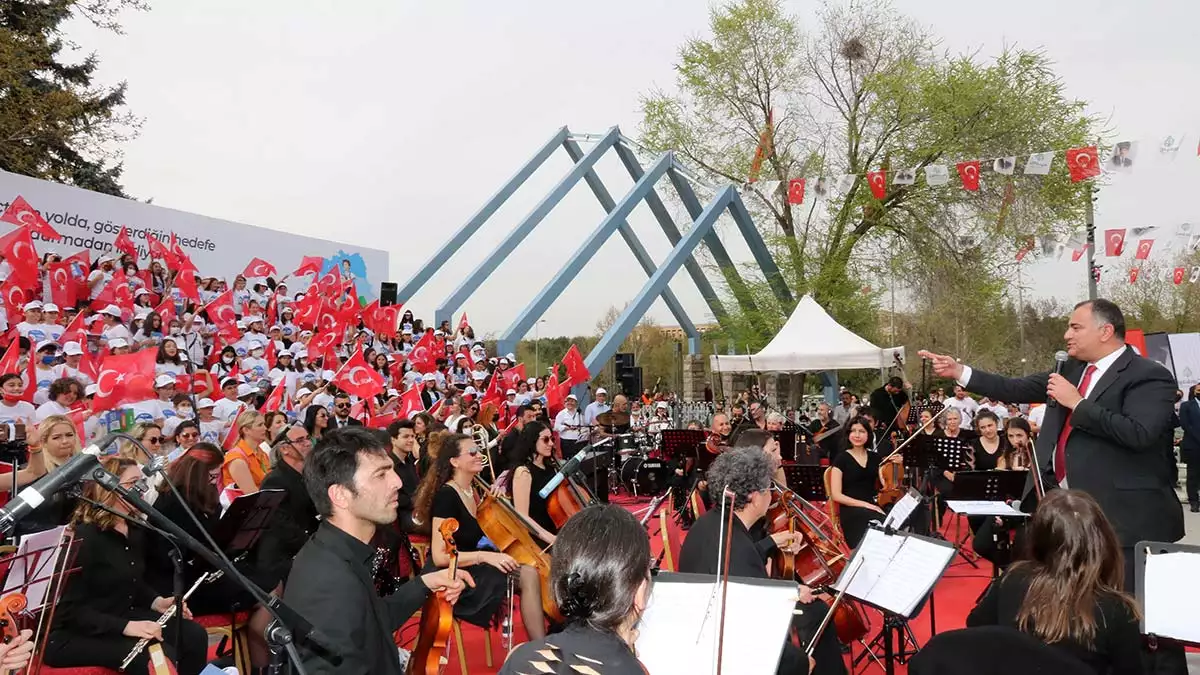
285, 434, 312, 446
177, 431, 199, 439
144, 436, 162, 445
538, 436, 553, 444
463, 447, 480, 457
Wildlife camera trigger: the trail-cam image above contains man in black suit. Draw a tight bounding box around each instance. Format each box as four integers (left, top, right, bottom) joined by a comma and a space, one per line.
330, 392, 363, 429
1180, 383, 1200, 512
920, 298, 1184, 591
285, 427, 472, 674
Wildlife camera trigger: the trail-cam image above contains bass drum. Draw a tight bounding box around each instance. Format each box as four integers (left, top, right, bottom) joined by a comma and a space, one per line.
619, 457, 668, 497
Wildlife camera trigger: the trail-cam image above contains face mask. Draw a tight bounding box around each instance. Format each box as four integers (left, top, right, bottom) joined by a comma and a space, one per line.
170, 327, 182, 335
2, 393, 22, 403
177, 407, 194, 419
41, 356, 55, 366
251, 350, 264, 359
222, 355, 235, 364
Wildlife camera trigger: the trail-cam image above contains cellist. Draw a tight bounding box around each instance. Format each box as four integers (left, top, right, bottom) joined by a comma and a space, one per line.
868, 376, 910, 435
677, 447, 845, 675
507, 421, 559, 545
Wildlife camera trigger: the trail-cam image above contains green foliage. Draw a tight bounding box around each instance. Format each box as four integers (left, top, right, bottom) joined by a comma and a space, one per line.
0, 0, 145, 196
1103, 250, 1200, 334
640, 0, 1096, 353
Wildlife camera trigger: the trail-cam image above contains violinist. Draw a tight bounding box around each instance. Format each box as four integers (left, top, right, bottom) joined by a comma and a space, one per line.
828, 416, 901, 548
508, 421, 558, 545
499, 505, 650, 675
808, 403, 839, 460
998, 417, 1033, 471
677, 447, 844, 675
413, 433, 548, 640
869, 376, 910, 433
969, 411, 1009, 472
285, 428, 472, 675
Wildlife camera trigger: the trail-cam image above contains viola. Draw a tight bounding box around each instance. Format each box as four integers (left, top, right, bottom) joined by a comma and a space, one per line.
766, 487, 870, 644
472, 479, 562, 622
409, 518, 460, 675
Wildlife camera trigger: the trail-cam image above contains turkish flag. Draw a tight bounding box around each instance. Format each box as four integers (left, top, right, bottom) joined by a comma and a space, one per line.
243, 257, 277, 278
504, 363, 527, 390
1071, 245, 1087, 262
155, 297, 177, 323
866, 171, 887, 199
174, 270, 200, 302
956, 161, 981, 191
787, 179, 805, 205
110, 269, 134, 312
146, 232, 171, 261
174, 373, 191, 394
1129, 268, 1140, 284
545, 370, 564, 418
60, 311, 86, 345
407, 330, 438, 374
260, 378, 287, 413
293, 293, 321, 329
397, 386, 425, 420
205, 288, 238, 332
191, 370, 218, 398
1173, 267, 1186, 285
1, 195, 61, 240
264, 338, 276, 367
0, 227, 39, 286
77, 345, 100, 382
0, 339, 20, 375
1065, 146, 1101, 182
1104, 229, 1126, 257
293, 256, 324, 277
113, 226, 138, 257
222, 408, 245, 451
562, 344, 589, 386
315, 266, 342, 296
92, 349, 157, 412
0, 280, 29, 324
47, 262, 76, 308
308, 330, 341, 365
458, 312, 470, 331
1134, 238, 1154, 260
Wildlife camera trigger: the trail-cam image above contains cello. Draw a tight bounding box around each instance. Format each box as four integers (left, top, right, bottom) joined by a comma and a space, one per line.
408, 519, 460, 675
472, 478, 562, 622
545, 470, 595, 530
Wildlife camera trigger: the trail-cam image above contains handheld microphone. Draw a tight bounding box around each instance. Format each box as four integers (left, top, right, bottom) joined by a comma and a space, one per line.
1047, 350, 1069, 408
0, 452, 102, 534
538, 448, 590, 498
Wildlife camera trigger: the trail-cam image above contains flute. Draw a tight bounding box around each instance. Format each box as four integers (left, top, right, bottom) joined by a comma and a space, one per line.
119, 570, 221, 670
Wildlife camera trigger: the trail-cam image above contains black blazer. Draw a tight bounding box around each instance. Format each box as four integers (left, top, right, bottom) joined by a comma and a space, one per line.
284, 521, 430, 675
1180, 396, 1200, 463
966, 347, 1184, 546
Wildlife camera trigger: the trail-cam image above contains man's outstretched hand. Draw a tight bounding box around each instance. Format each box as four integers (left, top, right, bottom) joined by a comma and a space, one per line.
917, 350, 964, 382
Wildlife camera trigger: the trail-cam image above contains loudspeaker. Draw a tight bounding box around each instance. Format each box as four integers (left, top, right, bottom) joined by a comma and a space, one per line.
380, 282, 398, 307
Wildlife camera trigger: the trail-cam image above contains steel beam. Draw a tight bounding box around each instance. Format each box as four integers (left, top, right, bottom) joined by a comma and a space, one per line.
433, 127, 620, 325
497, 153, 687, 357
584, 186, 737, 378
396, 127, 569, 303
725, 190, 794, 308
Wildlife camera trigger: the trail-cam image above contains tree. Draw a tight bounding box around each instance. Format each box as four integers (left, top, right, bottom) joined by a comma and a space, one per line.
0, 0, 146, 197
1103, 252, 1200, 335
640, 0, 1095, 349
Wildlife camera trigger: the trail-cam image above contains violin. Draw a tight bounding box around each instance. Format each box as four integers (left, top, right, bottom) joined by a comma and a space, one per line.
408, 519, 460, 675
0, 592, 25, 675
766, 486, 869, 644
472, 479, 562, 622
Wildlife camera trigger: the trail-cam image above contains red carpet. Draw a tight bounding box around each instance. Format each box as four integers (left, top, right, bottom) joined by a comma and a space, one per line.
403, 496, 993, 674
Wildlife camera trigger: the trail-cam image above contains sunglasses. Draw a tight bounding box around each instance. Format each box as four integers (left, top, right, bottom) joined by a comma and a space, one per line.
538, 435, 553, 443
335, 403, 351, 409
463, 447, 480, 457
144, 436, 162, 445
177, 431, 198, 439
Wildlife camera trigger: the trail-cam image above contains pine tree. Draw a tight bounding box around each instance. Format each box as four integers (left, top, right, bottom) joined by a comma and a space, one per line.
0, 0, 145, 197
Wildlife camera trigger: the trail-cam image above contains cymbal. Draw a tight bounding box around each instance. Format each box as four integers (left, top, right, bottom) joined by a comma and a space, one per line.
595, 411, 630, 427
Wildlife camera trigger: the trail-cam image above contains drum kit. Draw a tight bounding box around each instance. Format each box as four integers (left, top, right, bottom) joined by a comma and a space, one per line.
593, 410, 668, 497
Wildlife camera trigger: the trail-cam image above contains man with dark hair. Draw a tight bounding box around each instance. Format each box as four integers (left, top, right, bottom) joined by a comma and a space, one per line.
677, 447, 843, 675
330, 392, 361, 429
498, 404, 538, 476
255, 424, 319, 590
869, 375, 910, 433
921, 298, 1184, 591
386, 419, 420, 532
286, 428, 472, 675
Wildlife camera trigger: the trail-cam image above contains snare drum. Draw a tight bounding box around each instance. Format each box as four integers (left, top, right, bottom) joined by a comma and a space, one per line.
619, 457, 668, 496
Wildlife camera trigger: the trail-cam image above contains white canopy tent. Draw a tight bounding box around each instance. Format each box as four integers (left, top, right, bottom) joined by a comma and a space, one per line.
710, 295, 905, 373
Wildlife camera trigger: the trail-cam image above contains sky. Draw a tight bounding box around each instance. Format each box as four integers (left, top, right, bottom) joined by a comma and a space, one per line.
66, 0, 1200, 340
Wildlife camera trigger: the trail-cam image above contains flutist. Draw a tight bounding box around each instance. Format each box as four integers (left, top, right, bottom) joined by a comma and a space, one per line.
43, 457, 209, 674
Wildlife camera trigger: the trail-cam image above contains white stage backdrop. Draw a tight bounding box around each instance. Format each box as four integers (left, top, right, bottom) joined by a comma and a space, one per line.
1167, 332, 1200, 394
0, 170, 389, 301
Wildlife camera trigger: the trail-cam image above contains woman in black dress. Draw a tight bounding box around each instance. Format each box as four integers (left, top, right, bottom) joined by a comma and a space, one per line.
500, 504, 649, 674
968, 490, 1142, 675
413, 433, 548, 638
829, 416, 900, 548
44, 457, 209, 674
969, 410, 1009, 472
508, 421, 558, 545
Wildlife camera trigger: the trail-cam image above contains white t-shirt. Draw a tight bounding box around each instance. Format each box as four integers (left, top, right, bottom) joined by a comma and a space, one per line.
241, 357, 270, 383
43, 323, 64, 342
34, 399, 70, 423
126, 399, 167, 426
155, 362, 186, 377
103, 323, 133, 343
943, 395, 980, 428
0, 401, 36, 425
61, 365, 94, 386
198, 418, 225, 444
213, 398, 244, 422
17, 322, 49, 343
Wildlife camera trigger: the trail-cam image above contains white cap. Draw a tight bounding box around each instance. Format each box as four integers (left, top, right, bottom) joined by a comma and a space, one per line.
300, 329, 313, 337
278, 348, 293, 357
527, 377, 536, 385
322, 370, 335, 381
108, 337, 129, 349
134, 288, 149, 297
295, 387, 312, 398
422, 373, 437, 382
248, 339, 265, 350
292, 347, 308, 359
506, 353, 516, 361
505, 388, 516, 396
162, 417, 182, 437
247, 315, 263, 324
236, 320, 247, 329
463, 386, 479, 397
498, 357, 510, 365
269, 324, 282, 332
23, 301, 43, 312
35, 340, 57, 352
237, 383, 256, 398
655, 401, 668, 409
42, 303, 59, 313
154, 374, 176, 388
595, 387, 607, 395
387, 388, 400, 398
197, 398, 215, 408
433, 330, 444, 337
97, 254, 114, 263
472, 370, 488, 380
566, 393, 578, 401
100, 304, 122, 317
454, 353, 467, 360
401, 327, 413, 335
85, 384, 99, 396
62, 341, 84, 356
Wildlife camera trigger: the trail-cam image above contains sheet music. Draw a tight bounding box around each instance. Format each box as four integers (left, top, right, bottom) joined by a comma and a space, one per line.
945, 500, 1027, 517
882, 490, 920, 530
832, 528, 954, 617
1143, 551, 1200, 643
636, 575, 797, 674
2, 525, 68, 610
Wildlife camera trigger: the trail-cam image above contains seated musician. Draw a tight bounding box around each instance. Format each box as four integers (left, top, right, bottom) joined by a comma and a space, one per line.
497, 404, 538, 481
147, 442, 277, 668
997, 417, 1033, 471
916, 408, 939, 436
808, 403, 839, 461
499, 504, 650, 674
869, 376, 910, 433
972, 417, 1036, 567
507, 421, 558, 545
828, 416, 901, 548
931, 408, 975, 523
967, 490, 1141, 675
44, 457, 210, 674
677, 447, 844, 675
414, 432, 548, 640
969, 410, 1010, 471
734, 427, 788, 488
253, 424, 320, 590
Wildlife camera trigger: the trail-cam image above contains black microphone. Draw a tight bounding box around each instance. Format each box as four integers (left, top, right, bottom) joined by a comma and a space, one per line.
0, 451, 101, 534
1047, 350, 1069, 408
538, 447, 589, 498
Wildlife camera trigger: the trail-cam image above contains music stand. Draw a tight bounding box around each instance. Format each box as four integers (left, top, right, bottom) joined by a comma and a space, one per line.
213, 489, 287, 559
773, 429, 797, 463
949, 471, 1027, 503
780, 465, 828, 502
0, 527, 80, 674
1135, 541, 1200, 649
659, 430, 706, 463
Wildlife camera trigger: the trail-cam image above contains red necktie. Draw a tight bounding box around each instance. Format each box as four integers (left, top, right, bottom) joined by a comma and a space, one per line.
1054, 364, 1096, 483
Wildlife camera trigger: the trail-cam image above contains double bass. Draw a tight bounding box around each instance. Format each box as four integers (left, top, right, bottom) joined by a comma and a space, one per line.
766, 486, 870, 644
408, 519, 460, 674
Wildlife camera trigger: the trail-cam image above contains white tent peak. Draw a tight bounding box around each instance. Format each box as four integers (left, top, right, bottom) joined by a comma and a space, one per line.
710, 294, 904, 372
